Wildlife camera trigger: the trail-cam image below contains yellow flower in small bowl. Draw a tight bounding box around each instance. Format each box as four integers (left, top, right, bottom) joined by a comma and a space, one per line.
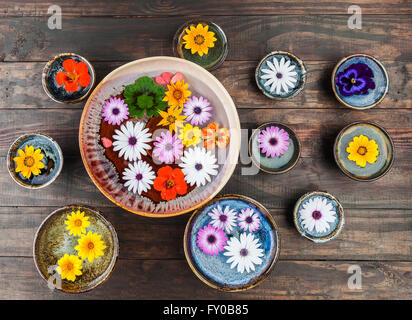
75, 231, 106, 263
56, 254, 83, 282
183, 23, 217, 56
346, 134, 379, 167
157, 106, 186, 133
65, 210, 90, 236
13, 145, 45, 179
163, 80, 191, 108
178, 123, 202, 147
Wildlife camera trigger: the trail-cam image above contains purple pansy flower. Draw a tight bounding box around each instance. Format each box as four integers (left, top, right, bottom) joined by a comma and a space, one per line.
335, 63, 375, 97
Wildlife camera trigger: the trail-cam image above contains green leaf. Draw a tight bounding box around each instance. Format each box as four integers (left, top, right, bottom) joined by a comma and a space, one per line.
135, 76, 155, 92
128, 105, 146, 118
137, 94, 154, 110
124, 84, 138, 99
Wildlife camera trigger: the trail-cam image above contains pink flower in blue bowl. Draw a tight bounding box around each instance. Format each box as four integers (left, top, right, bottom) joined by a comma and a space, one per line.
335, 62, 375, 97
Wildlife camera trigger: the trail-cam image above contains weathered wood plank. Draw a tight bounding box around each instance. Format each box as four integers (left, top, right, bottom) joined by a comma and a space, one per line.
1, 61, 411, 109
2, 206, 412, 261
0, 155, 410, 209
0, 0, 411, 16
0, 15, 410, 62
0, 108, 410, 158
1, 257, 412, 299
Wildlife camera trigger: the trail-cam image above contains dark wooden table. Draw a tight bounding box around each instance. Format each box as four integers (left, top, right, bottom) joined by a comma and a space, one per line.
0, 0, 411, 300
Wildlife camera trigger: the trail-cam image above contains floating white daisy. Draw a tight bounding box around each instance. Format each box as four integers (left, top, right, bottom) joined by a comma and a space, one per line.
112, 121, 152, 161
179, 147, 218, 187
223, 233, 264, 274
122, 160, 155, 195
208, 205, 237, 233
299, 196, 337, 234
260, 56, 298, 94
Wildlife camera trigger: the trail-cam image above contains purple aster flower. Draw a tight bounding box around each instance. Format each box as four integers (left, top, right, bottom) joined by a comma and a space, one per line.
335, 62, 376, 97
153, 131, 183, 164
102, 97, 129, 125
258, 125, 290, 158
197, 224, 228, 256
183, 96, 213, 126
238, 208, 261, 233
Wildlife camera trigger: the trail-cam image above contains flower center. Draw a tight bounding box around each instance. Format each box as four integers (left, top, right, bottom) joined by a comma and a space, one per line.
135, 173, 143, 181
88, 242, 94, 250
74, 219, 82, 227
165, 179, 175, 189
195, 163, 203, 171
240, 249, 248, 257
167, 115, 176, 124
194, 35, 205, 45
269, 138, 278, 146
351, 78, 356, 84
112, 108, 120, 115
173, 90, 183, 100
24, 156, 35, 167
312, 210, 322, 220
66, 262, 73, 271
357, 146, 367, 155
194, 106, 202, 114
246, 216, 253, 224
207, 235, 216, 244
276, 72, 283, 79
67, 71, 78, 83
128, 137, 137, 145
219, 215, 227, 222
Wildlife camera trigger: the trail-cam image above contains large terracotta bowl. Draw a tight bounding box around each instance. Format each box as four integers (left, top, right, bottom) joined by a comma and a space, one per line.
79, 56, 241, 217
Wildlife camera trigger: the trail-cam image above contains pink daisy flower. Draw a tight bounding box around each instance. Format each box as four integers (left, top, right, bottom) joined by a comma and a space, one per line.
196, 224, 228, 256
183, 96, 213, 126
153, 131, 183, 164
102, 97, 129, 125
238, 208, 261, 233
258, 125, 290, 158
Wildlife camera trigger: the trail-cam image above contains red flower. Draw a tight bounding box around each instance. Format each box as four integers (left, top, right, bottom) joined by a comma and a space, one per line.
56, 58, 91, 93
154, 166, 187, 201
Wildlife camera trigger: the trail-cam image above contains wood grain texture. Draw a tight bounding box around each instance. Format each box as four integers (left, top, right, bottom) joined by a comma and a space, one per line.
0, 15, 411, 62
1, 61, 411, 109
0, 0, 411, 16
2, 257, 412, 299
2, 206, 412, 261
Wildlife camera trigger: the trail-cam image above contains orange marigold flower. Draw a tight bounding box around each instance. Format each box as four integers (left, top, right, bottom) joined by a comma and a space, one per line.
56, 58, 91, 93
202, 122, 230, 150
154, 166, 187, 201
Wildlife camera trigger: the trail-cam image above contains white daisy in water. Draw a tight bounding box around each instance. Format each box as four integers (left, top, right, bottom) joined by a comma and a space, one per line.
208, 205, 237, 233
112, 121, 152, 161
122, 160, 155, 195
260, 56, 298, 94
224, 233, 264, 274
179, 147, 218, 187
299, 196, 337, 234
238, 208, 261, 233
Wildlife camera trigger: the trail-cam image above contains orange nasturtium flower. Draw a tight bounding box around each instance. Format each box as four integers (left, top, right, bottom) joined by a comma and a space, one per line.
202, 122, 230, 150
56, 59, 91, 93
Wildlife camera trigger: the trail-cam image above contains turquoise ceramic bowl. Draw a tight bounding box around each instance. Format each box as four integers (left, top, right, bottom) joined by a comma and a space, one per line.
255, 51, 306, 100
334, 121, 394, 181
249, 122, 301, 174
184, 194, 280, 291
7, 133, 63, 189
332, 54, 389, 110
293, 191, 345, 243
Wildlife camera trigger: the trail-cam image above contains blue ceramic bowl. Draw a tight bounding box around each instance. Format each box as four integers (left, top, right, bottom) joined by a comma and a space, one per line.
293, 191, 345, 243
184, 194, 280, 291
249, 122, 301, 174
7, 133, 63, 189
42, 53, 95, 104
332, 54, 389, 109
255, 51, 306, 100
334, 121, 394, 181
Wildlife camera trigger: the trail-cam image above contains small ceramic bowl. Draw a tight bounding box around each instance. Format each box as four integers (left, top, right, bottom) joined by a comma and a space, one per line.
293, 191, 345, 243
334, 121, 394, 181
184, 194, 280, 292
42, 53, 96, 104
7, 133, 63, 189
332, 54, 389, 110
255, 51, 306, 100
33, 205, 119, 293
249, 122, 301, 174
173, 20, 228, 70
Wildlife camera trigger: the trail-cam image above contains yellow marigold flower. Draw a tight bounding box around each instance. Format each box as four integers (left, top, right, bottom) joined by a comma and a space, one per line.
157, 106, 186, 133
178, 123, 202, 147
56, 254, 83, 282
13, 145, 45, 179
163, 80, 191, 108
65, 210, 90, 236
346, 134, 379, 167
75, 231, 106, 263
183, 23, 217, 56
